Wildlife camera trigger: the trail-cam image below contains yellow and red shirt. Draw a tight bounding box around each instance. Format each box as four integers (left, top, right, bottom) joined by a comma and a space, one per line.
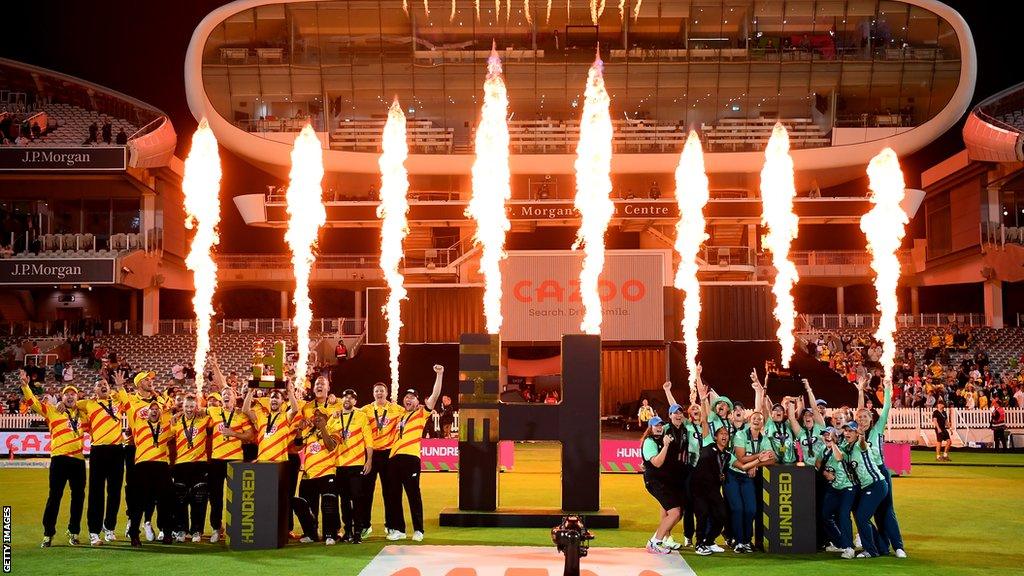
299, 424, 338, 480
390, 406, 429, 458
76, 397, 123, 447
23, 384, 84, 459
335, 409, 373, 468
362, 401, 403, 451
172, 413, 210, 463
208, 406, 251, 461
252, 409, 295, 463
129, 412, 175, 464
302, 397, 340, 420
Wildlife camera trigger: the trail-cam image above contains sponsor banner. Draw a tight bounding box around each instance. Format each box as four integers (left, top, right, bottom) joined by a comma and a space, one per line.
600, 439, 642, 473
0, 258, 116, 285
0, 147, 127, 171
884, 442, 912, 476
507, 201, 678, 221
501, 250, 666, 342
0, 431, 92, 456
420, 439, 514, 472
762, 465, 817, 554
357, 545, 697, 576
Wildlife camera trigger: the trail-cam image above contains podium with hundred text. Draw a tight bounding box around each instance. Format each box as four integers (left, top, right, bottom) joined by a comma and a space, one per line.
225, 461, 289, 550
762, 464, 816, 554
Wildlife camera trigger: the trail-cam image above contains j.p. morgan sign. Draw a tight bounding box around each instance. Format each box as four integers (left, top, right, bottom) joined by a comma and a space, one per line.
0, 259, 116, 285
0, 147, 127, 171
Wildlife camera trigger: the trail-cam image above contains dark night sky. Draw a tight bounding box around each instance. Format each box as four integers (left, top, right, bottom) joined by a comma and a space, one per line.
0, 1, 1017, 253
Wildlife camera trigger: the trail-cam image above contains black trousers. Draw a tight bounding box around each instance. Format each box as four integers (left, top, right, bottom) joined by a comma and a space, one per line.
364, 449, 392, 530
293, 475, 341, 540
753, 471, 765, 548
385, 454, 423, 534
123, 446, 154, 526
172, 461, 208, 534
207, 459, 232, 531
86, 444, 124, 534
692, 483, 728, 547
993, 428, 1008, 452
43, 455, 85, 537
286, 453, 301, 531
676, 467, 695, 540
337, 465, 368, 535
127, 461, 173, 537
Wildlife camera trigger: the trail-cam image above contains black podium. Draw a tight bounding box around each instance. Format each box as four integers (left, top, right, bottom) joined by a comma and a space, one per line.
761, 464, 816, 554
225, 461, 289, 550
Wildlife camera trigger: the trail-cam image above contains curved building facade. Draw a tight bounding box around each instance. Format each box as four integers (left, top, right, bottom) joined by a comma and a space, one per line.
186, 0, 975, 178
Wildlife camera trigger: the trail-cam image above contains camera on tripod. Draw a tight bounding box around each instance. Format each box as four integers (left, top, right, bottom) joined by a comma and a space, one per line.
551, 515, 595, 576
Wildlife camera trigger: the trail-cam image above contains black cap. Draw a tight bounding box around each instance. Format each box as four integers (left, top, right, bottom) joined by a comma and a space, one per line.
341, 388, 357, 398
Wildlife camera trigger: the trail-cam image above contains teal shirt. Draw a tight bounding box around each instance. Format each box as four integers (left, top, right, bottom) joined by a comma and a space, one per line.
816, 443, 854, 490
868, 386, 893, 467
765, 419, 798, 464
683, 421, 711, 467
734, 427, 767, 456
795, 423, 825, 465
846, 442, 884, 488
641, 436, 661, 461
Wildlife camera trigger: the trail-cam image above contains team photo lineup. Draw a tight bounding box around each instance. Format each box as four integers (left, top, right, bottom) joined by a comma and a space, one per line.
2, 0, 1024, 575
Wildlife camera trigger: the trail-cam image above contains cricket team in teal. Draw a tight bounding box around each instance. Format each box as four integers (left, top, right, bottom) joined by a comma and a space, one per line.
640, 364, 906, 559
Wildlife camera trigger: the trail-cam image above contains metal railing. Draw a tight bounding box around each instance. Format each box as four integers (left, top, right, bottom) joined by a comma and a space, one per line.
701, 245, 755, 267
981, 221, 1024, 248
216, 253, 379, 270
799, 313, 987, 331
156, 317, 366, 336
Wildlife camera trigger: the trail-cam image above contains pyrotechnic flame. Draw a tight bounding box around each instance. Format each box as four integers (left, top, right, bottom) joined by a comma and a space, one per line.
760, 123, 800, 368
506, 0, 511, 22
452, 0, 458, 22
572, 50, 614, 336
403, 0, 409, 14
860, 148, 908, 382
284, 125, 326, 391
424, 0, 430, 16
524, 0, 532, 24
468, 47, 512, 335
618, 0, 624, 20
546, 0, 552, 23
632, 0, 642, 20
496, 0, 500, 20
673, 131, 709, 399
182, 119, 222, 399
378, 99, 411, 402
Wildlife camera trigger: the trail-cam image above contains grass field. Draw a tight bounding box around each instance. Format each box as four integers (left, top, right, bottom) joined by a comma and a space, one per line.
3, 447, 1023, 575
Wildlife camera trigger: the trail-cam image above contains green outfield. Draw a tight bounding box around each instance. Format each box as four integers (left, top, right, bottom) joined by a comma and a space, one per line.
2, 447, 1023, 575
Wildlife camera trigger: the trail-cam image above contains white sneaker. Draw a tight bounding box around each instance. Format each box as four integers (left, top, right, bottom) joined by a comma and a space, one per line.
412, 531, 424, 542
856, 552, 872, 558
646, 539, 671, 555
854, 534, 862, 548
103, 529, 116, 542
386, 530, 407, 541
191, 532, 202, 543
842, 548, 856, 559
174, 532, 187, 543
825, 544, 843, 552
360, 526, 372, 539
325, 537, 336, 546
682, 537, 692, 547
89, 533, 102, 546
124, 521, 130, 540
661, 535, 682, 550
694, 545, 713, 556
299, 536, 315, 543
145, 522, 155, 542
895, 548, 907, 558
709, 544, 725, 553
210, 530, 220, 544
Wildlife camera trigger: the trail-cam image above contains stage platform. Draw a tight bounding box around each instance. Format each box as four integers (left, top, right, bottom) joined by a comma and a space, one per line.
440, 507, 620, 528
